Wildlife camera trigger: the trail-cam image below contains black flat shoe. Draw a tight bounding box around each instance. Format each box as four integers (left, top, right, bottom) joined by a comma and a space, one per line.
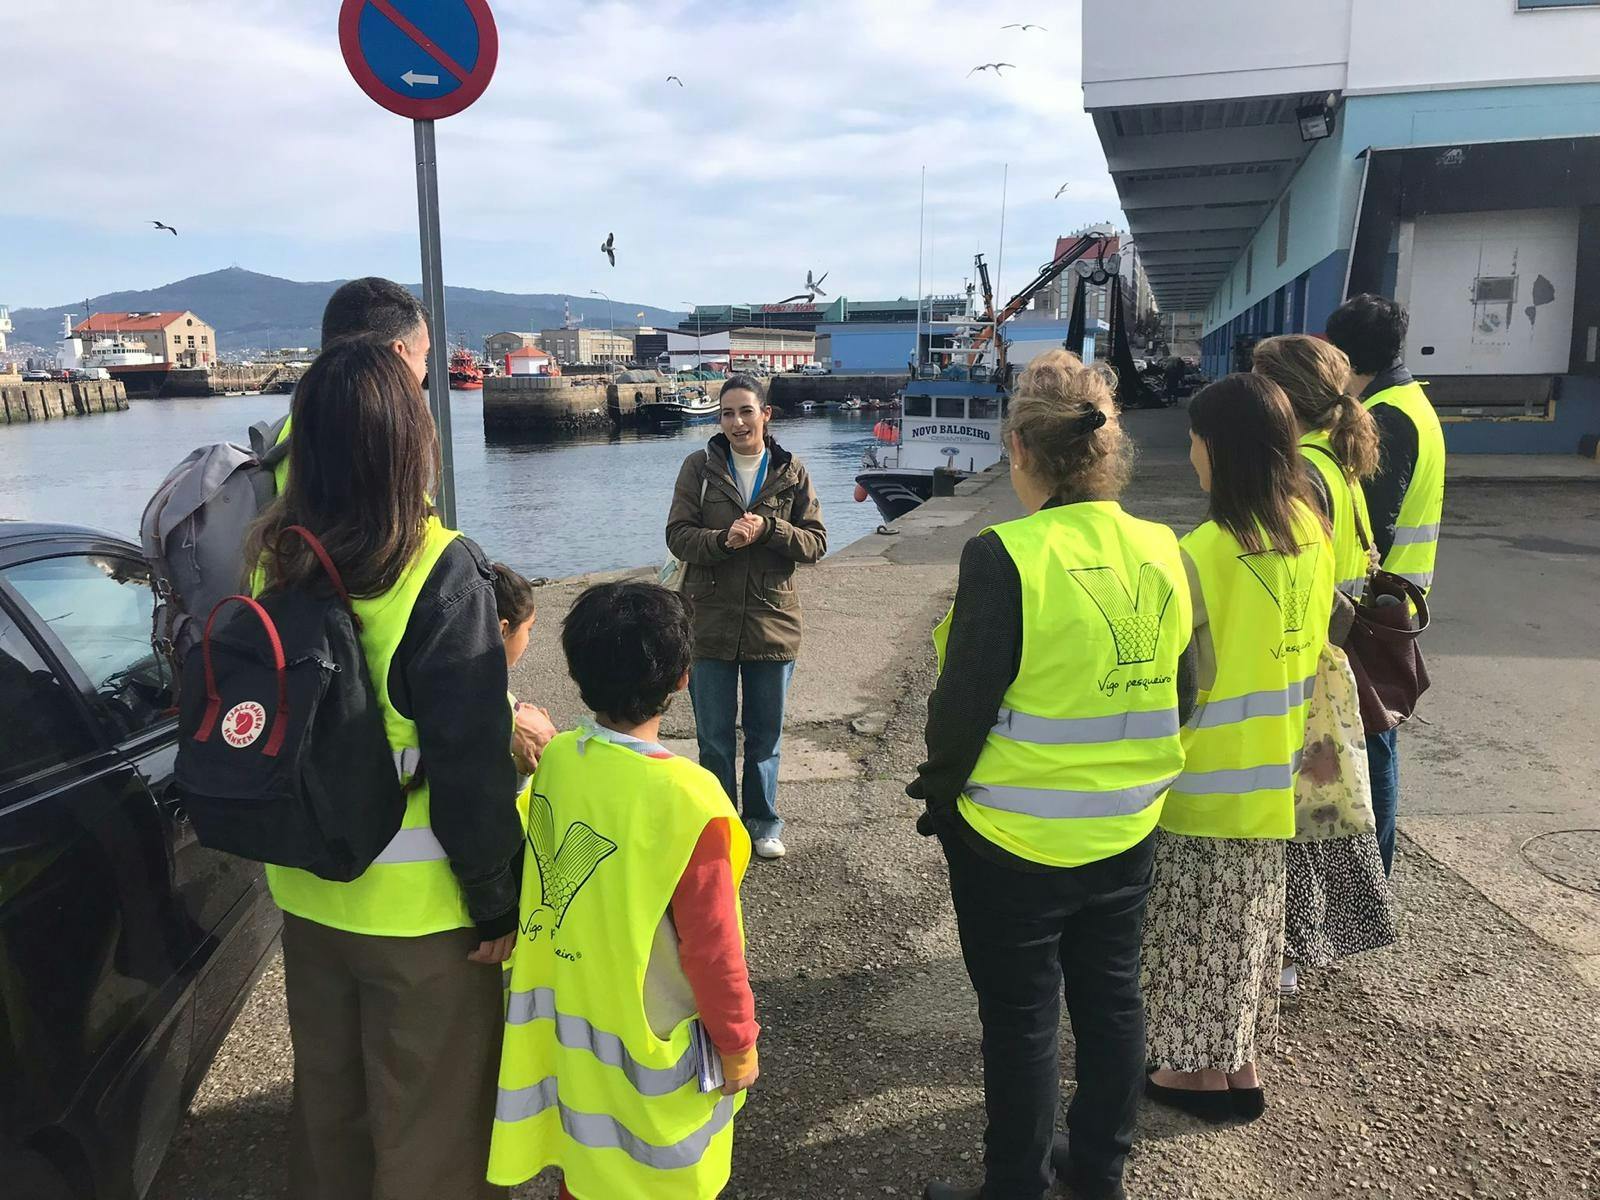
923, 1183, 981, 1200
1144, 1075, 1235, 1123
1049, 1136, 1129, 1200
1229, 1085, 1267, 1121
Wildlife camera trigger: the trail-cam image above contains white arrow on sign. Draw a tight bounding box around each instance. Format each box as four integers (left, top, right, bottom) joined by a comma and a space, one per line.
401, 69, 440, 87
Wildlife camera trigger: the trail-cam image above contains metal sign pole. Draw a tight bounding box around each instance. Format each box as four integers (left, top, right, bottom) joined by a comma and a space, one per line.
414, 117, 456, 527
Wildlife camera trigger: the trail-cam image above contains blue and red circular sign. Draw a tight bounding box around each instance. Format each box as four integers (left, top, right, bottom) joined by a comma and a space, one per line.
339, 0, 498, 120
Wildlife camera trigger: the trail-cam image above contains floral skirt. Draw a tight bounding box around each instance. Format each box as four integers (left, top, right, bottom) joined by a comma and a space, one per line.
1284, 834, 1398, 968
1141, 831, 1285, 1073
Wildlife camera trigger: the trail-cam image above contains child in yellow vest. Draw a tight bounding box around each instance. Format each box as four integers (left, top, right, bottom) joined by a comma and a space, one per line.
492, 562, 556, 819
489, 582, 758, 1200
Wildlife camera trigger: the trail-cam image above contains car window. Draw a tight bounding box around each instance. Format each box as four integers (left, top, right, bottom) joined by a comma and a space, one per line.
0, 607, 94, 784
3, 555, 175, 741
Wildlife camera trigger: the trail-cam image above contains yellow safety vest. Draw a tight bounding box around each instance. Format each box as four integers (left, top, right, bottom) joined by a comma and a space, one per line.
1365, 381, 1445, 594
1162, 503, 1334, 839
935, 502, 1192, 868
1299, 430, 1371, 599
265, 517, 474, 936
272, 413, 291, 494
490, 727, 749, 1199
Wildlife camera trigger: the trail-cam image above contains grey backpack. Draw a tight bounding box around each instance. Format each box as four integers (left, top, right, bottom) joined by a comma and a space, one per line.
141, 416, 291, 669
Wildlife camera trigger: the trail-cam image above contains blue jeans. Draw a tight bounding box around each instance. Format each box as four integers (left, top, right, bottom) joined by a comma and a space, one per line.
1367, 728, 1399, 875
688, 659, 795, 841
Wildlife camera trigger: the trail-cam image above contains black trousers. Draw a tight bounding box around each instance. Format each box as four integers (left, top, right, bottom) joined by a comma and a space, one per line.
942, 827, 1155, 1200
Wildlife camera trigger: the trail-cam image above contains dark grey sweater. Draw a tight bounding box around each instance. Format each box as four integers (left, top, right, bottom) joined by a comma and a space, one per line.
387, 536, 523, 939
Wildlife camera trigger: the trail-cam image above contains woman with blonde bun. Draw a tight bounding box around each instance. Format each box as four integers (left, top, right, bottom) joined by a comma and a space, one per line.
911, 351, 1197, 1200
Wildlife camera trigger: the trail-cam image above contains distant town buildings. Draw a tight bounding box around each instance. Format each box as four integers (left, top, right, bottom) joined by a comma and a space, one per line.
663, 327, 816, 372
539, 326, 633, 365
73, 311, 217, 367
485, 331, 540, 360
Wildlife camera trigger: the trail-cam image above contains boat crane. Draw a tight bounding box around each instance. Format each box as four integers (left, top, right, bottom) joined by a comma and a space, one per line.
965, 231, 1115, 365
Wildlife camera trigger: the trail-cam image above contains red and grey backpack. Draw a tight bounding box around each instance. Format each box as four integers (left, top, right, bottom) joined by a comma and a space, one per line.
175, 526, 407, 881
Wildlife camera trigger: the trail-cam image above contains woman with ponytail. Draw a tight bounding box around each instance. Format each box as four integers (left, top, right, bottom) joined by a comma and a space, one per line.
911, 352, 1197, 1200
1252, 336, 1398, 997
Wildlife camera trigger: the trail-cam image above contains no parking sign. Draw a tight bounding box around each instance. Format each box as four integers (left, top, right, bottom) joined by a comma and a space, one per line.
338, 0, 501, 524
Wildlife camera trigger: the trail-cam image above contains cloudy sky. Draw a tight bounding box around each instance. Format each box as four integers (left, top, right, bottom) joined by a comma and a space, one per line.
2, 0, 1121, 312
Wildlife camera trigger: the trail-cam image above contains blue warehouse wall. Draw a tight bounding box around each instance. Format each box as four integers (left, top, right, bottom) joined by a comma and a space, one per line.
820, 324, 917, 373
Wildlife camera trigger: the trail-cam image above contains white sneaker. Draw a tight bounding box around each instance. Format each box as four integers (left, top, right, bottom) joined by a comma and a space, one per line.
1280, 963, 1299, 997
752, 836, 786, 860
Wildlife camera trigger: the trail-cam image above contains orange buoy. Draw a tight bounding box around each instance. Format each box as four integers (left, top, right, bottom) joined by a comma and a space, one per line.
854, 483, 869, 503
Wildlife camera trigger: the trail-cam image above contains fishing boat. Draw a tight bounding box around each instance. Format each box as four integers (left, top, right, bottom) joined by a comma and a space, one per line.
637, 384, 720, 425
448, 347, 484, 390
855, 363, 1008, 522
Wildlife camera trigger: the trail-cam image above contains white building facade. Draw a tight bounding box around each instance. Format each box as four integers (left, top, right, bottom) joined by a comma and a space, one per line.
1083, 0, 1600, 451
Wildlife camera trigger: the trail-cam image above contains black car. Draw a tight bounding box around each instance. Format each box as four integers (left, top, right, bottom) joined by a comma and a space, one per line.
0, 522, 281, 1199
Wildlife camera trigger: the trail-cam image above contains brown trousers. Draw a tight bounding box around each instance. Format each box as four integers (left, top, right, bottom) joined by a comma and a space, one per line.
281, 913, 508, 1200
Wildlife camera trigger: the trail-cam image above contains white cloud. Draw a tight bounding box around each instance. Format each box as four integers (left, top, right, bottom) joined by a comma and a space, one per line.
3, 0, 1120, 306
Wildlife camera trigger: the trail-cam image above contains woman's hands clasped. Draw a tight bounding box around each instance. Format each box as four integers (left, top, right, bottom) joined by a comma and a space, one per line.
724, 513, 765, 551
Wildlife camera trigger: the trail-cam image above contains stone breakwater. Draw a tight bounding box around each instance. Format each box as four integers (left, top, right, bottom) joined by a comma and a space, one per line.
0, 378, 129, 424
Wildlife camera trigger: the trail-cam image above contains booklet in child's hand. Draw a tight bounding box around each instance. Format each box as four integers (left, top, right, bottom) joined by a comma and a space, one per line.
690, 1020, 724, 1094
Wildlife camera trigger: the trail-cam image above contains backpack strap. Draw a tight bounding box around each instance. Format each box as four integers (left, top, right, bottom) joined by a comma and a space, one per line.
193, 595, 290, 758
250, 415, 292, 468
279, 525, 361, 629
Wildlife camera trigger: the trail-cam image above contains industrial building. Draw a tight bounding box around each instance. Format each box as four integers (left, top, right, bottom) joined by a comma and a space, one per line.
539, 326, 634, 366
683, 296, 969, 339
664, 327, 816, 371
484, 331, 539, 360
73, 310, 217, 367
1083, 0, 1600, 452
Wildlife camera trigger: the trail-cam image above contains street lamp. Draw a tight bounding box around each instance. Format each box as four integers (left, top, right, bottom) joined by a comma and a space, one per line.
681, 300, 702, 371
589, 289, 614, 366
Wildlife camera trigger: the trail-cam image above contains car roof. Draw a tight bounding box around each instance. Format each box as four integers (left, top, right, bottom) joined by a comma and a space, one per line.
0, 519, 136, 555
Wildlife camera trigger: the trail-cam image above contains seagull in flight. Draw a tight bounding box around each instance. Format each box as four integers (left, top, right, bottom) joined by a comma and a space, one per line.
805, 269, 829, 296
1002, 23, 1047, 31
968, 63, 1016, 77
600, 232, 615, 267
151, 220, 178, 236
1053, 182, 1071, 198
776, 293, 816, 305
666, 75, 683, 87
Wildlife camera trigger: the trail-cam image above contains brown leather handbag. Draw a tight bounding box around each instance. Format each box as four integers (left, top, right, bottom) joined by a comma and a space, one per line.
1344, 529, 1431, 735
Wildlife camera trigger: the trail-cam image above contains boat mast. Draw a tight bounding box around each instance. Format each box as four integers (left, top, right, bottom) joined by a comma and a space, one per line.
994, 163, 1009, 369
915, 166, 926, 371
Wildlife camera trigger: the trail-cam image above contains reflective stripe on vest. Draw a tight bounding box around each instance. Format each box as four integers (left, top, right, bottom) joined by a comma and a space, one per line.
505, 987, 698, 1096
489, 730, 750, 1196
494, 1077, 737, 1172
265, 518, 472, 936
1366, 381, 1445, 596
1160, 505, 1333, 840
936, 502, 1191, 869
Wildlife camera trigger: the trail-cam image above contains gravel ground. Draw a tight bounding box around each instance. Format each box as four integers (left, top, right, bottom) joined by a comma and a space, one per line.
149, 599, 1600, 1200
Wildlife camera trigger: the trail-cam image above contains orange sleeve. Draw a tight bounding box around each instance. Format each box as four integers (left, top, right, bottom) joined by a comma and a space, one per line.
669, 818, 759, 1056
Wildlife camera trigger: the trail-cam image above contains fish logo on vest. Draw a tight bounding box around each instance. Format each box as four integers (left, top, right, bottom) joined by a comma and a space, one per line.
1071, 563, 1175, 666
526, 789, 617, 930
1238, 542, 1320, 633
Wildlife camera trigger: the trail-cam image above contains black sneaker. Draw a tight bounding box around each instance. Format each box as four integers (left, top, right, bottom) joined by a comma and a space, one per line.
923, 1183, 982, 1200
1049, 1136, 1129, 1200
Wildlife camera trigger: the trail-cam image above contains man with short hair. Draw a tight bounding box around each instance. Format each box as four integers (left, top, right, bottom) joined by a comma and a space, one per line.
321, 275, 431, 382
1325, 293, 1446, 875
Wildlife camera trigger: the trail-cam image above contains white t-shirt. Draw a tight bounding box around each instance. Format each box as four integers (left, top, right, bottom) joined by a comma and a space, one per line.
731, 449, 766, 505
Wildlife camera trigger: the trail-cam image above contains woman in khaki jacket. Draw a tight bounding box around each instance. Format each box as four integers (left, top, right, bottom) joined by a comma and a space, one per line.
665, 375, 827, 860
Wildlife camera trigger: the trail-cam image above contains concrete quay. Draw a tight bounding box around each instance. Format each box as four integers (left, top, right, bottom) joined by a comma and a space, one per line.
0, 377, 128, 424
147, 409, 1600, 1200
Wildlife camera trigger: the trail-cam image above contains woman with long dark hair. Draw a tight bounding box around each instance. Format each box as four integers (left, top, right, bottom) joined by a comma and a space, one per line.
1140, 374, 1334, 1122
247, 336, 521, 1200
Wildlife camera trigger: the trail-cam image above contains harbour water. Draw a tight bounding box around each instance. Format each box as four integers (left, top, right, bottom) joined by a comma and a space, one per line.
0, 391, 887, 578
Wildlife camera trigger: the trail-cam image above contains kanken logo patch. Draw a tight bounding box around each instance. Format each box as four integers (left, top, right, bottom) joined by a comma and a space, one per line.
221, 701, 268, 748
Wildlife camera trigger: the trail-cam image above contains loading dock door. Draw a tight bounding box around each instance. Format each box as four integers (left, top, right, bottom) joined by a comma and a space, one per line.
1403, 208, 1578, 376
